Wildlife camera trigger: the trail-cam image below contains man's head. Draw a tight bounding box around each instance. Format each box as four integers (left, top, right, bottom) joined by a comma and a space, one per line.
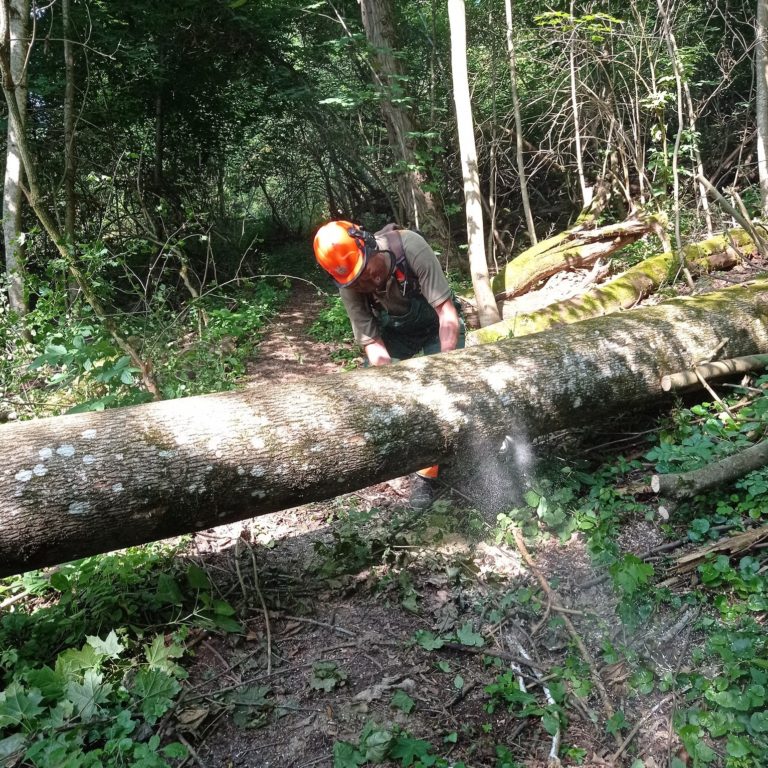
314, 220, 389, 291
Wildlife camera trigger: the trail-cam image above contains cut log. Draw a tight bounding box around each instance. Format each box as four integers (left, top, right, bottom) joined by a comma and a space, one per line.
661, 354, 768, 392
2, 281, 768, 577
490, 213, 658, 300
471, 228, 755, 346
651, 439, 768, 501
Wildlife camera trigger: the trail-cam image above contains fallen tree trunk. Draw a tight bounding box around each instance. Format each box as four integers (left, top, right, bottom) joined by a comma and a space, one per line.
2, 281, 768, 577
491, 213, 658, 300
652, 439, 768, 501
471, 228, 755, 345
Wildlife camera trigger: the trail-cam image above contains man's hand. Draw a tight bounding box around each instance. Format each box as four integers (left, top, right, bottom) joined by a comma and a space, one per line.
436, 298, 460, 352
364, 339, 392, 366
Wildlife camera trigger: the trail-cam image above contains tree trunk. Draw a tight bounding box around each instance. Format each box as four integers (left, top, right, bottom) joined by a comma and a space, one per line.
447, 0, 500, 327
358, 0, 449, 245
504, 0, 536, 245
1, 0, 29, 315
472, 228, 754, 345
491, 213, 658, 300
63, 0, 76, 242
758, 0, 768, 218
2, 281, 768, 576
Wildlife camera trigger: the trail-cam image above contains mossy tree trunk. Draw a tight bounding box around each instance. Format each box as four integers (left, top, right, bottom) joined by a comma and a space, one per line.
491, 214, 659, 300
2, 282, 768, 577
472, 228, 755, 345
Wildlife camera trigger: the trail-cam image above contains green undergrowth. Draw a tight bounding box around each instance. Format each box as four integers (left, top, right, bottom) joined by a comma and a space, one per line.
323, 378, 768, 767
0, 544, 243, 767
3, 272, 290, 418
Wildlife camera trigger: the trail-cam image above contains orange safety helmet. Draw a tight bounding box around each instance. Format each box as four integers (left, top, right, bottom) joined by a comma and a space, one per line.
313, 220, 377, 287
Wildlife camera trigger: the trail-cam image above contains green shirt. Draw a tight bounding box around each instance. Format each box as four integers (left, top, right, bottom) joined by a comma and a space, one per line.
339, 230, 451, 346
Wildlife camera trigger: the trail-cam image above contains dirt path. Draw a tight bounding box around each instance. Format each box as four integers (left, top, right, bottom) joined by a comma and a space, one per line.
243, 280, 354, 386
176, 280, 677, 768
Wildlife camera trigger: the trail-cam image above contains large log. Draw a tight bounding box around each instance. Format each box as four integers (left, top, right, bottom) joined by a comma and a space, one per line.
2, 281, 768, 577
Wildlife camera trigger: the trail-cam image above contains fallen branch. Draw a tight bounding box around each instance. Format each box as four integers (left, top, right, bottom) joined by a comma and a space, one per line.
669, 524, 768, 576
652, 440, 768, 501
661, 354, 768, 392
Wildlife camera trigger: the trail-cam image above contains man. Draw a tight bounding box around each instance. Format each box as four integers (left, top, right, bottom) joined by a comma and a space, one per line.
313, 219, 464, 509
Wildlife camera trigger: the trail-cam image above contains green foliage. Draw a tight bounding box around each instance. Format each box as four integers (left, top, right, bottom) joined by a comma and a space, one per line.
308, 293, 354, 345
0, 628, 187, 767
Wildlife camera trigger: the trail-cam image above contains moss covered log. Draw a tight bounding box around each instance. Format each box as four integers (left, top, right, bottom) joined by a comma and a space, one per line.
472, 229, 756, 345
491, 214, 658, 300
2, 281, 768, 576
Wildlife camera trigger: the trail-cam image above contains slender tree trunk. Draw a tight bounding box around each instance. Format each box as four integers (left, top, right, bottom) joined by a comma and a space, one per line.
0, 17, 160, 398
63, 0, 76, 241
358, 0, 450, 246
447, 0, 500, 327
2, 281, 768, 576
569, 2, 589, 208
2, 0, 29, 315
504, 0, 536, 245
757, 0, 768, 218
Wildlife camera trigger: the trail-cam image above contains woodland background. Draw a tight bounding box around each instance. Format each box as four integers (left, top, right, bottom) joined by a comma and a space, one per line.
2, 2, 768, 768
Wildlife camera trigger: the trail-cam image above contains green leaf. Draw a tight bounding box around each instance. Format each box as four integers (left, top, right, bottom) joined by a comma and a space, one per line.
65, 668, 112, 722
0, 683, 44, 728
49, 571, 70, 591
362, 727, 393, 762
87, 630, 125, 659
389, 735, 433, 767
162, 742, 188, 759
456, 622, 485, 647
414, 630, 444, 650
391, 689, 415, 713
454, 675, 464, 689
524, 490, 541, 508
131, 668, 181, 724
309, 661, 347, 692
606, 709, 627, 735
156, 573, 183, 605
144, 634, 185, 677
186, 564, 210, 590
333, 741, 365, 768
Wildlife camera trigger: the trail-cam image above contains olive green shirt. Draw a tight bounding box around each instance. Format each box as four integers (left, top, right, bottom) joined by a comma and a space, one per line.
339, 230, 451, 346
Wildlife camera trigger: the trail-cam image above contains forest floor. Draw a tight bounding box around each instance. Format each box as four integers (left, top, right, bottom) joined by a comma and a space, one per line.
168, 276, 711, 768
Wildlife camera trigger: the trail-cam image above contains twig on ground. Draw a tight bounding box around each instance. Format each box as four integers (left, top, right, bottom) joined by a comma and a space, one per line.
247, 542, 272, 675
507, 527, 620, 744
175, 731, 208, 768
270, 612, 355, 637
438, 641, 545, 674
609, 694, 673, 765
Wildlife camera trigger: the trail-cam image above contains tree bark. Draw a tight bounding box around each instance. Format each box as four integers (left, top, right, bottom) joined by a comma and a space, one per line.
652, 440, 768, 501
358, 0, 449, 245
758, 0, 768, 218
447, 0, 500, 327
491, 213, 657, 301
661, 354, 768, 392
1, 0, 29, 315
2, 281, 768, 576
472, 228, 754, 345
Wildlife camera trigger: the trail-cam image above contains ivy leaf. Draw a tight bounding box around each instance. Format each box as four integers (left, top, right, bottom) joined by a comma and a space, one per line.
131, 668, 181, 724
65, 669, 112, 722
87, 630, 125, 660
456, 622, 485, 647
0, 683, 44, 728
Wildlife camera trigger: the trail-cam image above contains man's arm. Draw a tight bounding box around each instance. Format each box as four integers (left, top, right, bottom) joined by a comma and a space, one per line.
364, 339, 392, 366
435, 298, 460, 352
